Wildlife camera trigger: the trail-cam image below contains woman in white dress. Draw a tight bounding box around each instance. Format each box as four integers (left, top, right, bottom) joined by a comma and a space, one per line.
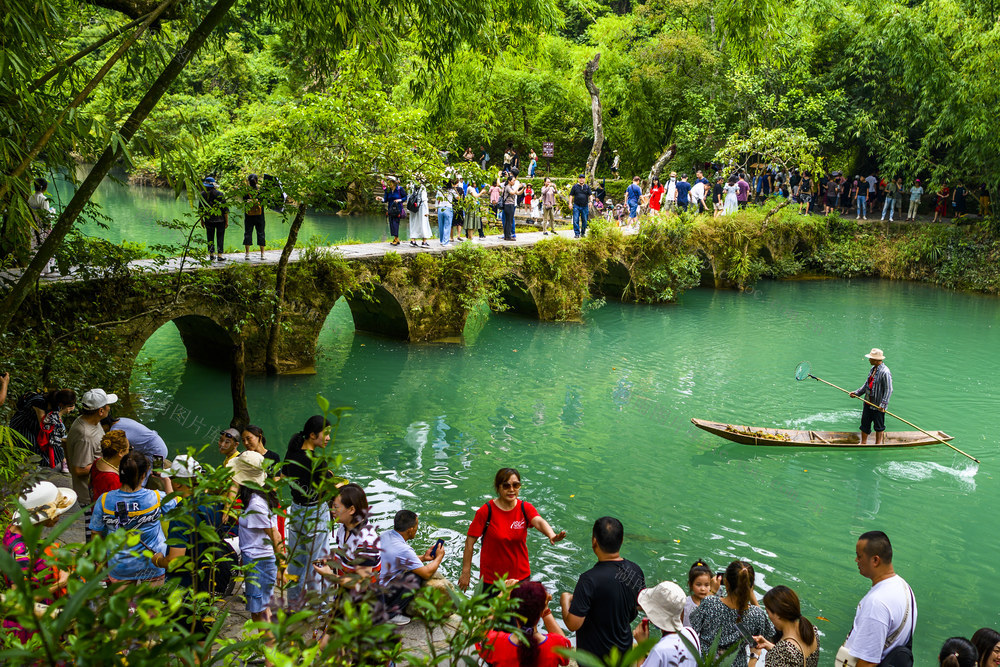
723, 176, 740, 215
408, 181, 432, 247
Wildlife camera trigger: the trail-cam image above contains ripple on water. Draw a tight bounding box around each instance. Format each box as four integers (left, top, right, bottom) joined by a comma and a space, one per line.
876, 460, 978, 492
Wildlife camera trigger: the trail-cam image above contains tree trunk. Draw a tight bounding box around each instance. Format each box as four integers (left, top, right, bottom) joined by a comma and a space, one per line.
0, 0, 239, 335
583, 53, 604, 187
230, 338, 250, 429
265, 203, 307, 375
648, 143, 678, 183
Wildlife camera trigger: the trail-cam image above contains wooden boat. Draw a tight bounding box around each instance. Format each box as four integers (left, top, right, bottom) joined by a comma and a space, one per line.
690, 418, 953, 448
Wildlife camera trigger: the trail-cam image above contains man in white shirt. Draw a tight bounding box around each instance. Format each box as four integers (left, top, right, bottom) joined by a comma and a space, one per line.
843, 531, 917, 667
664, 172, 678, 212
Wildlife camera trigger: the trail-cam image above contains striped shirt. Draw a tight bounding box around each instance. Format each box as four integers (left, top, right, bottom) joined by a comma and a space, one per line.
857, 363, 893, 409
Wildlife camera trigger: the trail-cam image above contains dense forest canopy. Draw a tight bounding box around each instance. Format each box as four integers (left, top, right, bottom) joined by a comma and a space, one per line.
0, 0, 999, 327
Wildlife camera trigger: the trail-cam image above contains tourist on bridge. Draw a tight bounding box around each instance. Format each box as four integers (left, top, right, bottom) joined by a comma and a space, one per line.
723, 176, 739, 215
560, 516, 644, 661
933, 182, 950, 223
664, 172, 677, 212
458, 467, 566, 593
501, 174, 524, 241
381, 176, 407, 247
838, 531, 916, 667
540, 178, 557, 235
408, 179, 431, 248
849, 347, 893, 445
675, 174, 691, 214
736, 173, 750, 209
570, 174, 593, 238
464, 181, 486, 240
199, 176, 229, 262
611, 150, 621, 180
436, 179, 455, 246
906, 180, 924, 221
626, 176, 643, 221
243, 173, 267, 261
529, 149, 538, 177
648, 177, 664, 216
378, 509, 445, 624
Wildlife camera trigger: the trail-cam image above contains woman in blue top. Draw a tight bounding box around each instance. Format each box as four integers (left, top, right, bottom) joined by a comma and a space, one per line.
90, 451, 176, 588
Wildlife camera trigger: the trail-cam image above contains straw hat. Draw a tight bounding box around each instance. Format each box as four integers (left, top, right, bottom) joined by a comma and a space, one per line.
19, 481, 77, 524
227, 450, 266, 486
637, 581, 686, 632
864, 348, 885, 360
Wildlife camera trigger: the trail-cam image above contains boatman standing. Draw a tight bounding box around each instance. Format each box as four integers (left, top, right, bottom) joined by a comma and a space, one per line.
850, 348, 893, 445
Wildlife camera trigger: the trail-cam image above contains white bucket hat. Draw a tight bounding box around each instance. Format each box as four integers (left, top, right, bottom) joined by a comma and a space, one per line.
227, 450, 266, 487
637, 581, 686, 632
864, 348, 886, 360
19, 481, 77, 524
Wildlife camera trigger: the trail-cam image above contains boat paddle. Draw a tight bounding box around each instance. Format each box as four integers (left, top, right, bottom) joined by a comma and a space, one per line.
794, 361, 979, 464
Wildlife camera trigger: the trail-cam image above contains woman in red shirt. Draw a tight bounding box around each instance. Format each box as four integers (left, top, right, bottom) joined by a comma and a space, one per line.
90, 430, 129, 502
478, 581, 570, 667
649, 178, 665, 216
458, 467, 566, 592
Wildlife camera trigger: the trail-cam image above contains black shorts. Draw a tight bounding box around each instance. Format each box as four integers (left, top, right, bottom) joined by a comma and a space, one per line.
860, 403, 885, 433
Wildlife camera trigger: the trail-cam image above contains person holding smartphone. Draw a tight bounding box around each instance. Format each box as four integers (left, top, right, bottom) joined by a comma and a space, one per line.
689, 560, 774, 667
377, 509, 445, 625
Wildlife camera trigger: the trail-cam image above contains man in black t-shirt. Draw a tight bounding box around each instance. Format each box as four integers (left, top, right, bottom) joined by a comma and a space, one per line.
560, 517, 645, 661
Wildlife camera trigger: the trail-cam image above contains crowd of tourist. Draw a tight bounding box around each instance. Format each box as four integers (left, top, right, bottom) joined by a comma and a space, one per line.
3, 382, 996, 666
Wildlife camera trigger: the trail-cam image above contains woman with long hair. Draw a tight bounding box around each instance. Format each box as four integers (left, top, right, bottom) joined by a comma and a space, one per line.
458, 467, 565, 593
690, 560, 774, 667
282, 415, 332, 608
89, 451, 175, 589
749, 586, 818, 667
971, 629, 1000, 667
478, 580, 569, 667
38, 389, 75, 471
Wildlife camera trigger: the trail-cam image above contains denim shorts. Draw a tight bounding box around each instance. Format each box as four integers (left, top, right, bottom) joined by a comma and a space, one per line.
245, 557, 277, 613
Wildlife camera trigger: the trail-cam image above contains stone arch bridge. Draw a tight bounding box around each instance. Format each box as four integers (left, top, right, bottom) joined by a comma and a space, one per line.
23, 231, 647, 424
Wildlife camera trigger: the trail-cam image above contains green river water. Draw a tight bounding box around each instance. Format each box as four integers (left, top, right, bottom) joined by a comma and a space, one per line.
127, 277, 1000, 663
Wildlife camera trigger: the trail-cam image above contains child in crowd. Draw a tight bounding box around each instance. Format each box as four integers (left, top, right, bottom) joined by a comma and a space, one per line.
683, 559, 715, 627
524, 184, 534, 223
230, 451, 283, 624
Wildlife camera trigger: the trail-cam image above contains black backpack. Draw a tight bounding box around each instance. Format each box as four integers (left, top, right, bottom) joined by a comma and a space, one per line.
406, 189, 422, 213
388, 197, 402, 217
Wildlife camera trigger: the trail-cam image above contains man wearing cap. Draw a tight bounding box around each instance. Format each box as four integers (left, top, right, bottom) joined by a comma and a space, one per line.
65, 388, 117, 540
850, 348, 893, 445
570, 174, 593, 238
199, 176, 229, 262
633, 581, 701, 667
219, 428, 241, 463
